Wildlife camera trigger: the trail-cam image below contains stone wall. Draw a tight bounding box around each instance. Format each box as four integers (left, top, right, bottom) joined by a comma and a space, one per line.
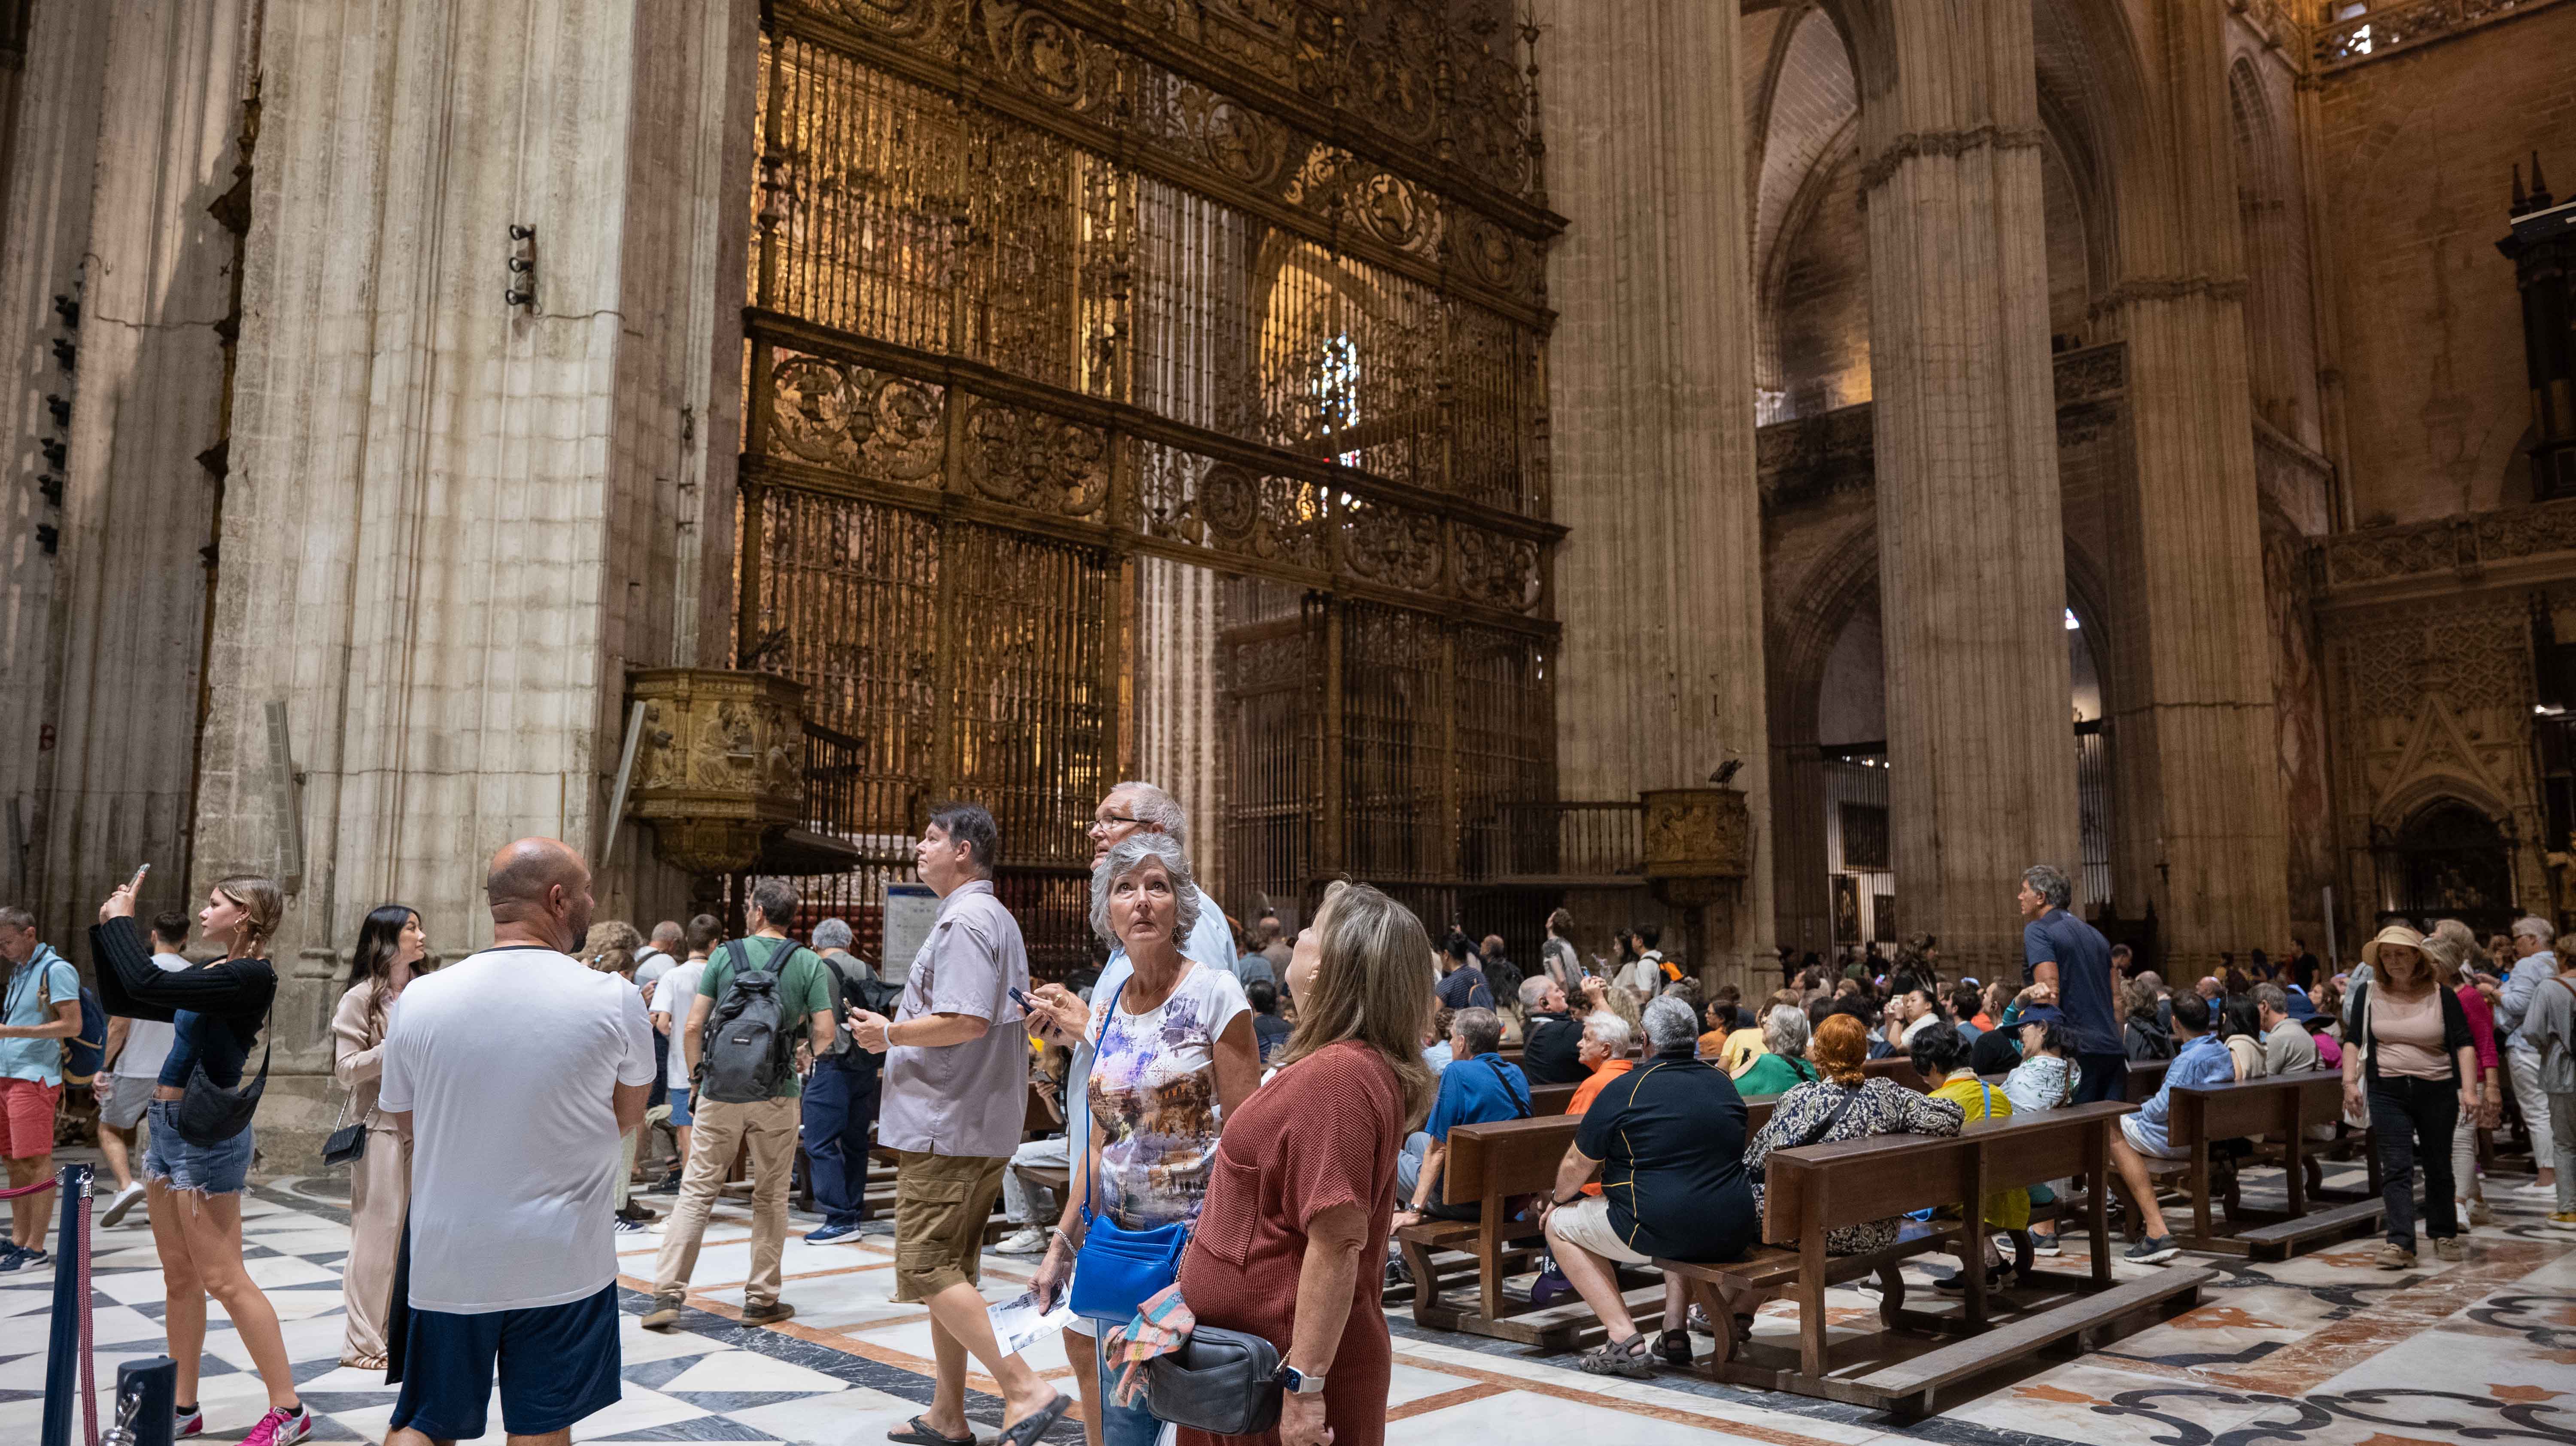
2314, 0, 2576, 526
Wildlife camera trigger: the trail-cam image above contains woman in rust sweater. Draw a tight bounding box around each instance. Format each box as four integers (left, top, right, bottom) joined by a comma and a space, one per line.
1173, 881, 1435, 1446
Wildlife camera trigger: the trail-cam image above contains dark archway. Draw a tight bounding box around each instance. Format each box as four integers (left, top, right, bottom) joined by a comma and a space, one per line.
2375, 799, 2517, 935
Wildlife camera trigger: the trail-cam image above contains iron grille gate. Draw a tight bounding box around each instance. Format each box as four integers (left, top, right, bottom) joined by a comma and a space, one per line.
739, 0, 1564, 975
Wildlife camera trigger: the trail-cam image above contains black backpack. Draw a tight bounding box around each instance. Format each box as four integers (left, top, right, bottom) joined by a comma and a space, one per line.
816, 951, 899, 1068
699, 940, 794, 1103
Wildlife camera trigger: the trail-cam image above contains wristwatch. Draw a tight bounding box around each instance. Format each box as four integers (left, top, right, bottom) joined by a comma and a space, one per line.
1278, 1363, 1327, 1395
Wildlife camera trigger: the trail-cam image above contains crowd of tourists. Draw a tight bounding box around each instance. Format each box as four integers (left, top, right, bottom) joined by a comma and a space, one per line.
3, 795, 2573, 1445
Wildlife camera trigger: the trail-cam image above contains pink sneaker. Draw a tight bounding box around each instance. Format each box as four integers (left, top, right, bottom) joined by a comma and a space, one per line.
172, 1406, 204, 1440
241, 1404, 313, 1446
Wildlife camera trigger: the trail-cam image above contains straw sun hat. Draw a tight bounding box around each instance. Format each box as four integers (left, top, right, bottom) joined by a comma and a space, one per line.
2360, 924, 2425, 969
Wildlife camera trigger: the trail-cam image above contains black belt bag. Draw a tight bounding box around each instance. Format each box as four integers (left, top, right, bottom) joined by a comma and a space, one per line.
174, 1004, 270, 1148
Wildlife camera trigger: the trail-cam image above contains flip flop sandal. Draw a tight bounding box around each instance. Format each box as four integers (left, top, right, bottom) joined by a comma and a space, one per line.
995, 1392, 1075, 1446
888, 1416, 976, 1446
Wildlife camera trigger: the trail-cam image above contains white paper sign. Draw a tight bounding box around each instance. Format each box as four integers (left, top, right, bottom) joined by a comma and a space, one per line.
985, 1285, 1075, 1358
881, 881, 941, 987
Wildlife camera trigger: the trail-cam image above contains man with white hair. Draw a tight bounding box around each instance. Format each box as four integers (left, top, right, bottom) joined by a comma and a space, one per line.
801, 916, 882, 1243
2499, 916, 2561, 1197
1518, 974, 1585, 1085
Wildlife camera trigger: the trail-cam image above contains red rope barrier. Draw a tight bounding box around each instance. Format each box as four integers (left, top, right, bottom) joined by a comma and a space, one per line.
0, 1176, 56, 1198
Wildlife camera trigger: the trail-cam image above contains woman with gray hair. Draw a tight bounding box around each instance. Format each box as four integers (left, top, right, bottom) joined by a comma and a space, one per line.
1029, 833, 1261, 1446
1732, 1005, 1819, 1096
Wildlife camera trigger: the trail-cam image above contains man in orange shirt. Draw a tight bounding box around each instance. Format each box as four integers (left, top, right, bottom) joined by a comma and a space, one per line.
1531, 1009, 1640, 1309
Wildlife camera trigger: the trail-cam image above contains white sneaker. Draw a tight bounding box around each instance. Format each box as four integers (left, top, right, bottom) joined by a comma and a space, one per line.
2029, 1232, 2063, 1256
2513, 1180, 2561, 1196
993, 1227, 1049, 1256
100, 1182, 146, 1228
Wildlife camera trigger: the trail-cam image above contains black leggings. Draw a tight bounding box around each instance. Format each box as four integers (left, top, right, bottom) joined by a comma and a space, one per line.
2365, 1073, 2458, 1251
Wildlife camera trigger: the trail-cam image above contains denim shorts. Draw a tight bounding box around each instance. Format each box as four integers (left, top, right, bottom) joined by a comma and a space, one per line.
666, 1084, 693, 1126
140, 1099, 254, 1194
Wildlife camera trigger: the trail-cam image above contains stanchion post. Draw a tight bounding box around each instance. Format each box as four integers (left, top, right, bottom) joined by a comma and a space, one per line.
112, 1356, 177, 1446
40, 1162, 88, 1446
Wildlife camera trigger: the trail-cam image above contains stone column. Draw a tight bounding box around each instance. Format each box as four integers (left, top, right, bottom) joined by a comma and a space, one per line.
190, 0, 759, 1166
1853, 0, 2079, 977
2091, 5, 2290, 974
0, 0, 112, 921
1538, 0, 1773, 985
38, 0, 255, 945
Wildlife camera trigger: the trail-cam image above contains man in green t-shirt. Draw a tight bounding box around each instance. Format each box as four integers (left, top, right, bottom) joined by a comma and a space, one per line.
644, 881, 836, 1330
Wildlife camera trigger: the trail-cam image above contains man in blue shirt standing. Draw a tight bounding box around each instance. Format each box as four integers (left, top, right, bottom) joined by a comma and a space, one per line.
1393, 1008, 1529, 1224
2105, 991, 2232, 1263
0, 908, 83, 1270
2018, 863, 2126, 1105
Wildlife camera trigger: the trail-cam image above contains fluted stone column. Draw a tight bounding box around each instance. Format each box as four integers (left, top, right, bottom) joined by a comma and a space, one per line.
1539, 0, 1773, 986
38, 0, 254, 945
0, 0, 115, 923
1852, 0, 2078, 976
190, 0, 759, 1167
2091, 4, 2289, 974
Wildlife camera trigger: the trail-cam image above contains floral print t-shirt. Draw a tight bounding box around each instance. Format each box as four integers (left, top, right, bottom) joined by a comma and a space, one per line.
1086, 963, 1251, 1230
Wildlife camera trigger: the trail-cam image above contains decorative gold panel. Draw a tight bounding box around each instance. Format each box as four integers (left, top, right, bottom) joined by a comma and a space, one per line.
1643, 788, 1754, 883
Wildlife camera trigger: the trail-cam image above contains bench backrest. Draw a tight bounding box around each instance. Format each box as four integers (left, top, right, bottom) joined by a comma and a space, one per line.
1862, 1056, 1924, 1091
2166, 1069, 2340, 1148
2128, 1059, 2169, 1100
1759, 1100, 2135, 1244
1443, 1094, 1780, 1207
1530, 1081, 1578, 1115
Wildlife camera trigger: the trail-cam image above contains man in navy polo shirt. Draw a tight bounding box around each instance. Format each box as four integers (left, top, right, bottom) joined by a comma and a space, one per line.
1392, 1007, 1529, 1223
2017, 863, 2126, 1105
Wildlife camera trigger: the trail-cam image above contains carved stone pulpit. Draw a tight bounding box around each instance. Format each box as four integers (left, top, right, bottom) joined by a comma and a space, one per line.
626, 668, 809, 880
1641, 787, 1753, 987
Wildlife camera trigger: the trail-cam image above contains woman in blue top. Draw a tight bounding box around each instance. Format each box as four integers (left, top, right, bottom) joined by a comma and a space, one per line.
93, 874, 313, 1446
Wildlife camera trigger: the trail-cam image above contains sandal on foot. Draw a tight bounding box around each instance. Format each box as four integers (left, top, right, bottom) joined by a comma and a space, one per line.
888, 1416, 976, 1446
996, 1392, 1074, 1446
1578, 1332, 1656, 1378
1656, 1328, 1692, 1365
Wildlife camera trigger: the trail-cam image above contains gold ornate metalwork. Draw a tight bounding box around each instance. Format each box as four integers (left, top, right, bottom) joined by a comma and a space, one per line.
741, 0, 1563, 964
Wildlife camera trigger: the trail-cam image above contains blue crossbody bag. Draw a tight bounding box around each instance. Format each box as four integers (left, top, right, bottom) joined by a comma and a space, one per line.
1068, 978, 1192, 1325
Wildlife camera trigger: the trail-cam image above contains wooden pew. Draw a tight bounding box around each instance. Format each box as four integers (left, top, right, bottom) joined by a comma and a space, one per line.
2157, 1070, 2373, 1257
1531, 1081, 1578, 1116
1655, 1102, 2210, 1416
1863, 1056, 1924, 1091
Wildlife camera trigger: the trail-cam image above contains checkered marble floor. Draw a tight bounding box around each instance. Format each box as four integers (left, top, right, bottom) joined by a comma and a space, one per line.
5, 1152, 2574, 1446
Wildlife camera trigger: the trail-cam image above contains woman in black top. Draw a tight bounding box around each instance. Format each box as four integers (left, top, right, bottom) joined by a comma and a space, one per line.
93, 875, 310, 1446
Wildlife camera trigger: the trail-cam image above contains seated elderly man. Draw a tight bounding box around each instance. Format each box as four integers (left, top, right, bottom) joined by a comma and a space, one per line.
1519, 975, 1587, 1085
1566, 1009, 1636, 1115
1394, 1007, 1531, 1224
1543, 996, 1757, 1379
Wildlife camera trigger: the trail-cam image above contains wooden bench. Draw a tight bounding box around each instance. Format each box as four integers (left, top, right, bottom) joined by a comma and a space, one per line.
1530, 1081, 1578, 1115
1863, 1057, 1924, 1090
2155, 1070, 2366, 1257
1655, 1102, 2208, 1413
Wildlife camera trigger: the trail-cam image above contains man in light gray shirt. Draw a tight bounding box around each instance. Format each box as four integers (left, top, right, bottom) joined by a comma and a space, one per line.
848, 803, 1066, 1445
2521, 962, 2575, 1223
2499, 916, 2561, 1197
2254, 984, 2319, 1075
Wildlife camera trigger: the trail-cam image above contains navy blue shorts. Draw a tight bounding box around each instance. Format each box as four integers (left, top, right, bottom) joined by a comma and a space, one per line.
389, 1283, 623, 1439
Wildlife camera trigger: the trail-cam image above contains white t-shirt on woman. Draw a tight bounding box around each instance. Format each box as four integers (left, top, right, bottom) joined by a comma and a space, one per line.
1084, 962, 1250, 1230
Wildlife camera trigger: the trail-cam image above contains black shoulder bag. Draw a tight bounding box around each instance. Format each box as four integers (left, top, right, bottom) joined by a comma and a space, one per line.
176, 997, 271, 1148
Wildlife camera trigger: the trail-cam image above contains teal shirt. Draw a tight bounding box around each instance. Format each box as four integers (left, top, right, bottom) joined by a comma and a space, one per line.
696, 936, 834, 1097
1734, 1051, 1818, 1099
0, 949, 81, 1085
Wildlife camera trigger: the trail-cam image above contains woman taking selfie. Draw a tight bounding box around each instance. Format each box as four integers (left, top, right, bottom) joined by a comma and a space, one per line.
2342, 924, 2479, 1269
330, 903, 430, 1368
92, 873, 310, 1446
1028, 834, 1260, 1446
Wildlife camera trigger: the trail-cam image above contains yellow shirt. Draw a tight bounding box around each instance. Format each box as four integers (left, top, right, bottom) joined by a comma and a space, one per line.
1931, 1075, 2031, 1230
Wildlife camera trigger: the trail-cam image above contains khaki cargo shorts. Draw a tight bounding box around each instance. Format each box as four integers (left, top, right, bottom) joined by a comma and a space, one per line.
892, 1150, 1009, 1303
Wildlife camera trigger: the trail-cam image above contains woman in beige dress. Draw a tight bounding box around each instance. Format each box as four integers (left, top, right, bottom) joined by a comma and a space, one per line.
331, 904, 430, 1368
